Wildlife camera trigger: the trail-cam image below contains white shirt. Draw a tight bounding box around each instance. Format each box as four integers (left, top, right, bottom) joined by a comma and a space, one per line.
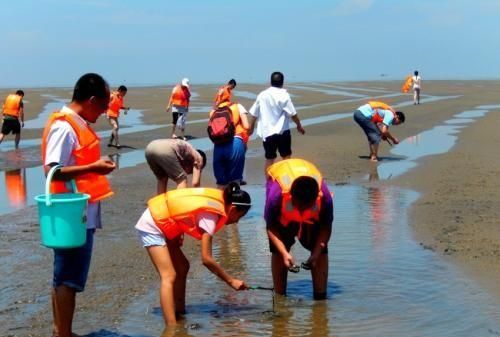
135, 208, 219, 236
412, 75, 422, 89
249, 87, 297, 140
44, 106, 101, 229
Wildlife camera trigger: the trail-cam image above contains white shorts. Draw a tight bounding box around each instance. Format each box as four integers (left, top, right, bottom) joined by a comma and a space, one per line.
137, 229, 166, 247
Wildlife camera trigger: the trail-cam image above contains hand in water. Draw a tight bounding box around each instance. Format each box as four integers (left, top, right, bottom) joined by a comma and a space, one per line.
230, 278, 249, 291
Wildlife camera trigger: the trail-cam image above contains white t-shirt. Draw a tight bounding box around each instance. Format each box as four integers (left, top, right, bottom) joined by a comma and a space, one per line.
44, 106, 101, 229
135, 208, 219, 237
412, 75, 422, 89
249, 87, 297, 140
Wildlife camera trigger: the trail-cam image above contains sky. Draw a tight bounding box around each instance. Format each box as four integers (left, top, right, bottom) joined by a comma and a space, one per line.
1, 0, 499, 88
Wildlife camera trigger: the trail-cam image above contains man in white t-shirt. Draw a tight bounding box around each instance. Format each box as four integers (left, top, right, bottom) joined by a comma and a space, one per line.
412, 70, 422, 105
248, 71, 305, 174
42, 73, 116, 337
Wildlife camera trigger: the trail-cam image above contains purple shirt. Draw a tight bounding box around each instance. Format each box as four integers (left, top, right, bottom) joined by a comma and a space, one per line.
264, 179, 334, 228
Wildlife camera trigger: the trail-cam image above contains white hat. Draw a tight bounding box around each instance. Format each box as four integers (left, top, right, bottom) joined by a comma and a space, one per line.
181, 78, 190, 88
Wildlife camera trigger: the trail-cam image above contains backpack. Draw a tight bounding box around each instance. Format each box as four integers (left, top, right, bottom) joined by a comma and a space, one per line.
207, 105, 235, 144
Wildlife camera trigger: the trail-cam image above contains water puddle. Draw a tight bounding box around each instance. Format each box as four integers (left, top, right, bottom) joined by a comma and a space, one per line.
376, 106, 497, 180
107, 184, 500, 336
290, 85, 368, 98
0, 95, 463, 216
233, 90, 257, 100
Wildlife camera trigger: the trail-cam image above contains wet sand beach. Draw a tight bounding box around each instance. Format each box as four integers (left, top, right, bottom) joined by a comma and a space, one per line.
1, 81, 499, 336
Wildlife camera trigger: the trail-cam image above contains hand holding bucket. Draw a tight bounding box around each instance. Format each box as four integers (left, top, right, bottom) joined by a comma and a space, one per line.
34, 165, 90, 249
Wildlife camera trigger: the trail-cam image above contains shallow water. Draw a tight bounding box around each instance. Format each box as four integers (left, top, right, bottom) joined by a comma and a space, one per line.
104, 184, 500, 337
0, 94, 464, 216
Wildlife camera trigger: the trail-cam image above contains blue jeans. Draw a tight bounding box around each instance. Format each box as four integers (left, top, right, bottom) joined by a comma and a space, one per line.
53, 229, 95, 292
213, 137, 246, 185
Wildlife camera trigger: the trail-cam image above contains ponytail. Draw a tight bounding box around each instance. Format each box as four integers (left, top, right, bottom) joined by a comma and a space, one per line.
223, 182, 251, 215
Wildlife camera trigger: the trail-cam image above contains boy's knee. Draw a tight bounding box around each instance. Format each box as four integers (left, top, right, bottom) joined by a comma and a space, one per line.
161, 270, 177, 285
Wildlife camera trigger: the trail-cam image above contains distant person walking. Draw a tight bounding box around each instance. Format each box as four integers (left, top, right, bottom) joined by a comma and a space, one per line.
166, 78, 190, 140
208, 100, 250, 188
413, 71, 422, 105
145, 139, 206, 194
41, 73, 115, 337
107, 85, 129, 148
353, 101, 405, 162
0, 90, 25, 149
213, 79, 236, 108
248, 71, 305, 174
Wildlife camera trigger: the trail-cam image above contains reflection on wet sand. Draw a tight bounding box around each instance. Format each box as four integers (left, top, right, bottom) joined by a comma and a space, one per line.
4, 168, 26, 208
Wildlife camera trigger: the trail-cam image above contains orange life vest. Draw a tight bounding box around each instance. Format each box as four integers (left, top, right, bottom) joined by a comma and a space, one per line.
368, 101, 395, 124
107, 91, 124, 118
3, 94, 22, 118
148, 188, 227, 240
402, 75, 413, 93
170, 84, 190, 108
267, 159, 324, 230
5, 169, 26, 207
41, 111, 114, 203
214, 85, 232, 106
212, 102, 249, 144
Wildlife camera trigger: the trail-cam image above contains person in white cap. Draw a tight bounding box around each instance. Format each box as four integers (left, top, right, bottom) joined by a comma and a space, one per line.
166, 78, 191, 140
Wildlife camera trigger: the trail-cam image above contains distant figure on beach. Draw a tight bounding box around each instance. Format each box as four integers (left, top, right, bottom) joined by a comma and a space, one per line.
353, 101, 405, 162
166, 78, 190, 140
413, 70, 422, 105
0, 90, 25, 149
135, 182, 252, 326
145, 138, 206, 194
213, 78, 236, 108
107, 85, 129, 148
208, 99, 250, 188
248, 71, 305, 174
41, 73, 115, 337
265, 159, 333, 299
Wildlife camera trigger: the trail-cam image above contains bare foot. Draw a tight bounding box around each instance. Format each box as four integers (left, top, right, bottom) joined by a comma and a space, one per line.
370, 156, 379, 162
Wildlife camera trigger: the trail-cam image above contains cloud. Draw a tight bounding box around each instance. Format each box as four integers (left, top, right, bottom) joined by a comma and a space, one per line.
332, 0, 375, 16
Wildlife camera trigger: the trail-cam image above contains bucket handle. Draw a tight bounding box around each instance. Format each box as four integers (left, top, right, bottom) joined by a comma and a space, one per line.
45, 165, 78, 207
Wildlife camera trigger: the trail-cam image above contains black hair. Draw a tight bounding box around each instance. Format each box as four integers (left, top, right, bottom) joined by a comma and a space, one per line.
223, 182, 251, 216
197, 149, 207, 169
395, 111, 405, 123
15, 90, 24, 96
290, 176, 319, 206
270, 71, 284, 87
118, 85, 128, 92
414, 70, 419, 76
72, 73, 109, 102
228, 79, 236, 86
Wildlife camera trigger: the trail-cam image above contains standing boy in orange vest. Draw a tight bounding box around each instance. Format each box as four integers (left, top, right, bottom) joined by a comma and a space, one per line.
213, 79, 236, 108
41, 73, 116, 337
166, 78, 191, 140
107, 85, 129, 148
265, 159, 333, 300
0, 90, 25, 149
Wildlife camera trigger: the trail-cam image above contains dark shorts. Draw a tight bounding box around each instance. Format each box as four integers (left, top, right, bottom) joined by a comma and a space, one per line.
53, 229, 95, 292
353, 110, 381, 145
269, 222, 328, 254
263, 130, 292, 160
1, 118, 21, 135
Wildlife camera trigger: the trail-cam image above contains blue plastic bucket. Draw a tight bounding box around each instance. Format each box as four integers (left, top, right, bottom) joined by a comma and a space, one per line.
34, 165, 90, 248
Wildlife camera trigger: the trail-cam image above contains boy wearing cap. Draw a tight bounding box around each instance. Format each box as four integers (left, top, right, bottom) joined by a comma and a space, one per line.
166, 78, 191, 140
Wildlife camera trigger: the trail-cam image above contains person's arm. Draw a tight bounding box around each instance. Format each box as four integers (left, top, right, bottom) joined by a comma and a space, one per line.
19, 104, 24, 128
166, 92, 173, 112
291, 115, 305, 134
267, 227, 295, 267
201, 233, 248, 290
380, 124, 399, 144
238, 104, 250, 130
44, 159, 116, 180
191, 166, 201, 187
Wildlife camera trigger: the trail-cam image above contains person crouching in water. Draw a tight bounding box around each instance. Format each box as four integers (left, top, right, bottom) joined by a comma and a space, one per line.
107, 85, 129, 148
135, 182, 251, 325
265, 159, 333, 300
353, 101, 405, 162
